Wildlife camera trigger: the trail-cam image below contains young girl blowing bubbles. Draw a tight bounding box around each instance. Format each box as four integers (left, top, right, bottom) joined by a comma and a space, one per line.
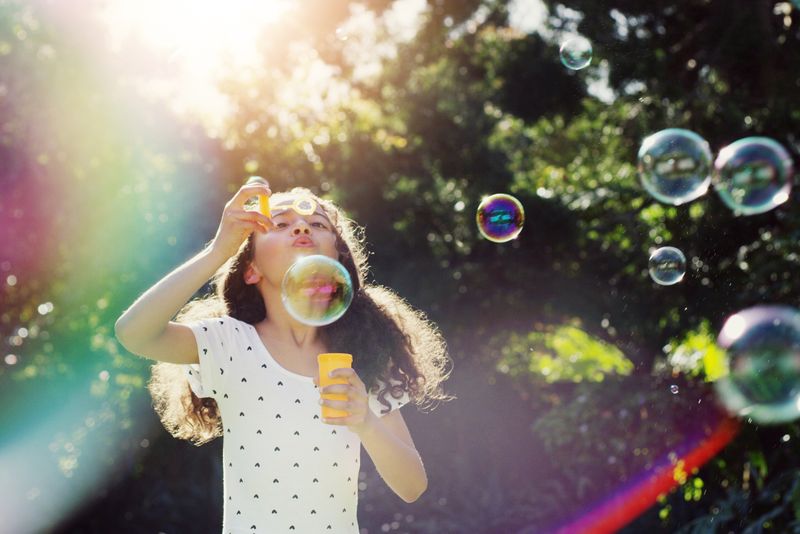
114, 181, 452, 534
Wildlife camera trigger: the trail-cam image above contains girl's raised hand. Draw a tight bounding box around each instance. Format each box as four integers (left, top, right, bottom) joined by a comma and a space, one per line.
209, 182, 273, 260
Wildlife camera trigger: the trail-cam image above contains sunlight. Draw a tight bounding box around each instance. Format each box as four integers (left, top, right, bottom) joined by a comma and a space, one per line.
96, 0, 292, 127
99, 0, 291, 69
94, 0, 428, 130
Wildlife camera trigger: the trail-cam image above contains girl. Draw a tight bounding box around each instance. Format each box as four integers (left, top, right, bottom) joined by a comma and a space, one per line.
114, 181, 452, 534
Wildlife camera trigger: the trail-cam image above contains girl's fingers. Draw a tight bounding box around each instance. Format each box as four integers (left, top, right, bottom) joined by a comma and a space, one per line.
321, 384, 352, 395
229, 184, 272, 209
228, 211, 270, 233
344, 371, 365, 390
321, 398, 356, 410
230, 219, 266, 235
230, 209, 271, 225
330, 368, 364, 388
322, 415, 355, 425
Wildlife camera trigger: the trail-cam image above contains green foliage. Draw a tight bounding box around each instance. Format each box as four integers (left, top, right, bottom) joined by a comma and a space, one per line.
665, 320, 729, 381
494, 322, 633, 383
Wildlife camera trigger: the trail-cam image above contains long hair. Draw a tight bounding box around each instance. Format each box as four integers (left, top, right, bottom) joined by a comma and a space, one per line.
148, 187, 453, 445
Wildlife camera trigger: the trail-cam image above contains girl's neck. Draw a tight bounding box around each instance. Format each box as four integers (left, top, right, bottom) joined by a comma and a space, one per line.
257, 283, 321, 349
260, 316, 319, 349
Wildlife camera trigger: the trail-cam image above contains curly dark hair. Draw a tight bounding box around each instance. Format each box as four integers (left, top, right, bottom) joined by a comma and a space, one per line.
148, 187, 453, 445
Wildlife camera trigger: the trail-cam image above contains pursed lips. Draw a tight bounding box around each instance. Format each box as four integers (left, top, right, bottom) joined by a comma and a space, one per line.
292, 236, 315, 247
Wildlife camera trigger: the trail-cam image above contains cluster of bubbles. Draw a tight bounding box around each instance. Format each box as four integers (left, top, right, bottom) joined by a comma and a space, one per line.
640, 130, 794, 286
637, 132, 799, 424
281, 254, 353, 327
638, 129, 794, 215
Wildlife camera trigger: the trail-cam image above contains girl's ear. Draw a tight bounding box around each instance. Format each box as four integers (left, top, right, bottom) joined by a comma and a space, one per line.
244, 263, 262, 285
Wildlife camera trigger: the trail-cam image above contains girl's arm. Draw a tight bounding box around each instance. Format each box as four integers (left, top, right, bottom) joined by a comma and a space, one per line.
317, 369, 428, 503
114, 182, 272, 359
114, 246, 229, 360
357, 410, 428, 503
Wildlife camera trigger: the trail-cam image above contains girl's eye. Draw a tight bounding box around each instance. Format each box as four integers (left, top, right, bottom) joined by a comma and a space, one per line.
275, 222, 288, 228
312, 222, 328, 229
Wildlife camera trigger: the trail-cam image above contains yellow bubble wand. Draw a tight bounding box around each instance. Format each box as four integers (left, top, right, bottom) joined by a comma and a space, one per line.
246, 176, 271, 218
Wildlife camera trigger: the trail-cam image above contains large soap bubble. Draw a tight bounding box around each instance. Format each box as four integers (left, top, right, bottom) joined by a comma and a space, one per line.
648, 246, 687, 285
638, 129, 712, 205
559, 36, 593, 70
476, 194, 525, 243
713, 305, 800, 424
281, 255, 354, 326
712, 137, 794, 216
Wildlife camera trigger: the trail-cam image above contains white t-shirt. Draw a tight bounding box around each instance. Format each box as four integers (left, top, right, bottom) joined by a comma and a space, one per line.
183, 314, 409, 534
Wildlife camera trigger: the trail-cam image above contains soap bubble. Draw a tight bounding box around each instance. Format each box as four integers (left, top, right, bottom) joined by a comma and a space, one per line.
648, 246, 686, 285
712, 137, 794, 216
638, 129, 712, 205
281, 255, 353, 326
713, 305, 800, 424
476, 194, 525, 243
559, 36, 593, 70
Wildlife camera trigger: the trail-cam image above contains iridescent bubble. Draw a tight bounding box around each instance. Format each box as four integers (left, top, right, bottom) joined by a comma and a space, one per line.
281, 255, 353, 326
712, 137, 794, 216
476, 194, 525, 243
559, 36, 593, 70
648, 246, 686, 285
638, 129, 712, 205
713, 305, 800, 424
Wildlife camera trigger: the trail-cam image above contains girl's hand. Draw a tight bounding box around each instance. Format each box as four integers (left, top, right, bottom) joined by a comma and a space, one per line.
314, 368, 376, 436
209, 182, 273, 260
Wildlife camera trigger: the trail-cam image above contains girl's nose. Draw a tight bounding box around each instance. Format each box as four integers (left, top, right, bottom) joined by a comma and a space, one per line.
291, 223, 310, 235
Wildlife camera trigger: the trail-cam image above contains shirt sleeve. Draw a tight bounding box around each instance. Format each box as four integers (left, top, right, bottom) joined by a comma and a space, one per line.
182, 316, 231, 400
368, 377, 410, 417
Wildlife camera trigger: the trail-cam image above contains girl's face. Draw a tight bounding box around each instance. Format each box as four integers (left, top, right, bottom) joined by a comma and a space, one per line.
248, 196, 340, 287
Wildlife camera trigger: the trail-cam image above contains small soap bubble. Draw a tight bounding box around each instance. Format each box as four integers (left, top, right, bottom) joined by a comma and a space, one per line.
476, 194, 525, 243
638, 129, 712, 205
670, 385, 679, 394
559, 36, 592, 70
712, 137, 794, 216
713, 305, 800, 424
648, 246, 687, 285
281, 255, 353, 326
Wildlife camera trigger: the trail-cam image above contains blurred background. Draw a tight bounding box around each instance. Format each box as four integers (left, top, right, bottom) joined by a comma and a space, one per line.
1, 0, 799, 532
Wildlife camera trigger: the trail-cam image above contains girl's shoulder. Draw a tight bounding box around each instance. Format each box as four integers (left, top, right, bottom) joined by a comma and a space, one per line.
187, 314, 251, 334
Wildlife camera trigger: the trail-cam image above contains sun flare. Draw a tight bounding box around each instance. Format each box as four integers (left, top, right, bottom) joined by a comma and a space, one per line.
100, 0, 292, 69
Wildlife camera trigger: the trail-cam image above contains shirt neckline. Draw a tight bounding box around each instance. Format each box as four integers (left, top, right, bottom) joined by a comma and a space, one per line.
248, 324, 315, 383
